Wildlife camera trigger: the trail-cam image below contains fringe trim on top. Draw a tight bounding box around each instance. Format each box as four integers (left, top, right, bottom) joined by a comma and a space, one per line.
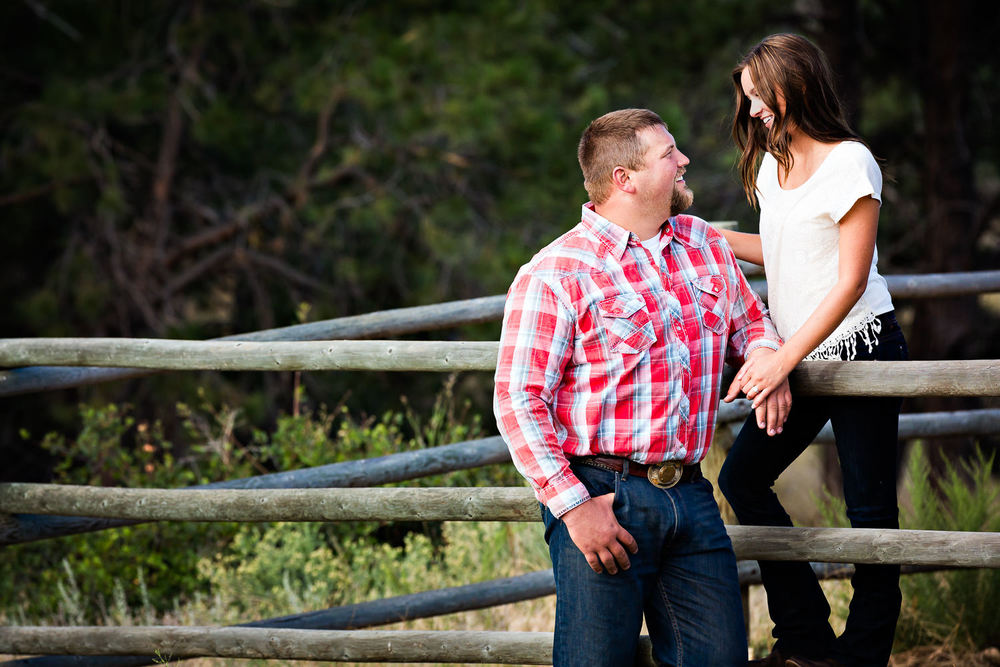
805, 311, 883, 361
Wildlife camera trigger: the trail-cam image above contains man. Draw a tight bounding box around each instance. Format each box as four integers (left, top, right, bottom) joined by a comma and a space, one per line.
494, 108, 791, 666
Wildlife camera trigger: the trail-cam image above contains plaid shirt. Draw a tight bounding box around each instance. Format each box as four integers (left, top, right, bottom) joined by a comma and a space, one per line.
494, 204, 781, 517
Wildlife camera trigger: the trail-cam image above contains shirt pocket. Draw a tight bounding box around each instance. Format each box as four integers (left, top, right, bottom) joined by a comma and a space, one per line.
692, 275, 729, 335
597, 293, 656, 354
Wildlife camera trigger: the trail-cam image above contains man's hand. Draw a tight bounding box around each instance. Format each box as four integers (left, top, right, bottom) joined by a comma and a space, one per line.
724, 348, 792, 435
560, 493, 638, 574
753, 378, 792, 435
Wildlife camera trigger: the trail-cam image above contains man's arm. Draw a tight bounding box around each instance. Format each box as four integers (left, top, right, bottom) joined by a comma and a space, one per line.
493, 272, 636, 573
493, 273, 586, 515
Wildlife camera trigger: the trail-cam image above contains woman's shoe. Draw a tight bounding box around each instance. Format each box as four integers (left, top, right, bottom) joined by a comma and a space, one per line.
784, 657, 842, 667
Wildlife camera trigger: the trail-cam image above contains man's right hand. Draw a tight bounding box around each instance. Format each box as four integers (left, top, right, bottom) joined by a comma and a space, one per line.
560, 493, 638, 574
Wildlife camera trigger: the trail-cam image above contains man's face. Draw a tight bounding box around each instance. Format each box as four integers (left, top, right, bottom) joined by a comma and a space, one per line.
633, 125, 693, 217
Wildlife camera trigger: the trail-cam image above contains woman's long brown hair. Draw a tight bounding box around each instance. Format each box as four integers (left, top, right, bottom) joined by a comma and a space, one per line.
732, 33, 864, 208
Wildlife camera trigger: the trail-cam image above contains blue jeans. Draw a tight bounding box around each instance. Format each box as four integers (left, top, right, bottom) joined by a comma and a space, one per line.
718, 312, 908, 666
543, 462, 747, 666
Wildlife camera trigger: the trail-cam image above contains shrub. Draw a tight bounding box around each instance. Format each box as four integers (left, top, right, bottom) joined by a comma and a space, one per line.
0, 377, 519, 625
894, 444, 1000, 651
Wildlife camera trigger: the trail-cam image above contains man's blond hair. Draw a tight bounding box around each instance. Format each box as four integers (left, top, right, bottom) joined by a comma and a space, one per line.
578, 108, 666, 204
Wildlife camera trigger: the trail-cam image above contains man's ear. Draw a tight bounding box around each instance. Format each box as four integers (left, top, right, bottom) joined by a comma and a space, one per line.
611, 166, 635, 194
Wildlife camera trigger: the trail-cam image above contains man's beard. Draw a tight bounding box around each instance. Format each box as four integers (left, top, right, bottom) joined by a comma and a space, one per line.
670, 184, 694, 216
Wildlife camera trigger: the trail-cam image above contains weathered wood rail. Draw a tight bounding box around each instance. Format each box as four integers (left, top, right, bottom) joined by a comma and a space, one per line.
0, 435, 511, 546
0, 628, 566, 664
2, 268, 999, 397
1, 485, 997, 568
5, 407, 999, 547
1, 562, 955, 667
1, 339, 999, 398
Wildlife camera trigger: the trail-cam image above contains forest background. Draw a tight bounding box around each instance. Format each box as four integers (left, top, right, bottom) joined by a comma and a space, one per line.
1, 0, 999, 658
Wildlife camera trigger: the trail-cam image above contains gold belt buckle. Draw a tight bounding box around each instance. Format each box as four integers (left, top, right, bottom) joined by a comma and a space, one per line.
648, 461, 683, 489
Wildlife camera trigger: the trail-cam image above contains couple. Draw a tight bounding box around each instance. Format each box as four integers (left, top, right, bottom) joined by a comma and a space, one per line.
494, 34, 907, 667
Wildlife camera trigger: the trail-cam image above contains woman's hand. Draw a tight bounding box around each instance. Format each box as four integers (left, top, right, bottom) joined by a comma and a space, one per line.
724, 348, 793, 434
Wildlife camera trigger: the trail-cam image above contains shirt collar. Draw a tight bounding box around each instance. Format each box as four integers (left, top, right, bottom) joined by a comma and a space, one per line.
581, 203, 675, 261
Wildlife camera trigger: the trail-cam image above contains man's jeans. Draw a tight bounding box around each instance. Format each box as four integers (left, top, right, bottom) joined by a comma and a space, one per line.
719, 312, 908, 666
542, 462, 747, 666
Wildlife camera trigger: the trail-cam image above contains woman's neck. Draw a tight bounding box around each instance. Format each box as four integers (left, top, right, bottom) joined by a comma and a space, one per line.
779, 130, 839, 188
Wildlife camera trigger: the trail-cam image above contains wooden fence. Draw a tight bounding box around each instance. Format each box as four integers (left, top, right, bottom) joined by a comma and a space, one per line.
2, 269, 999, 397
2, 268, 1000, 664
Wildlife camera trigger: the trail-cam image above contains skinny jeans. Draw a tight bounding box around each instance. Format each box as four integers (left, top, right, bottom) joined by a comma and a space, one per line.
719, 311, 908, 667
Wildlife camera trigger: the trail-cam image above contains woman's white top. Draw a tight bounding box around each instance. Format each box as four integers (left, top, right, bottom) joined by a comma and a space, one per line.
757, 141, 894, 360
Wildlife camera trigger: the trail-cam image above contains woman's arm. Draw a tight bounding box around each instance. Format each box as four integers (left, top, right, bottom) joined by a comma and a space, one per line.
725, 195, 880, 406
719, 228, 765, 265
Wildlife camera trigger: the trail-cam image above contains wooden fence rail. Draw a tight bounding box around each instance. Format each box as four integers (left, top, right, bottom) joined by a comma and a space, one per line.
2, 269, 999, 398
1, 340, 999, 398
743, 407, 1000, 443
0, 485, 540, 523
0, 339, 500, 372
0, 435, 509, 547
1, 485, 997, 567
0, 295, 508, 397
0, 628, 565, 664
6, 563, 954, 667
6, 407, 997, 548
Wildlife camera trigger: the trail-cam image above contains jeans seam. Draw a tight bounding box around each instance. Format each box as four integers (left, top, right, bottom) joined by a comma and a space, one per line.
663, 489, 679, 542
656, 576, 683, 665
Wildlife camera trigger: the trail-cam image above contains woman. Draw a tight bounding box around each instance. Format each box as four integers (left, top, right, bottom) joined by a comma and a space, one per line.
716, 34, 908, 667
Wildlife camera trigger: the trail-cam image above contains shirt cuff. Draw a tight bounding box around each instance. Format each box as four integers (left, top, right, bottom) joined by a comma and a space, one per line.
745, 339, 781, 355
540, 477, 591, 519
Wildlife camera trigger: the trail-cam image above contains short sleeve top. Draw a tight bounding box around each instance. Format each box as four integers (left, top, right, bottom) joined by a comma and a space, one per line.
757, 141, 894, 359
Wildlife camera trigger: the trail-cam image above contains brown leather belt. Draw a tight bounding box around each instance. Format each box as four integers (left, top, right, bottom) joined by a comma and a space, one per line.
572, 455, 702, 489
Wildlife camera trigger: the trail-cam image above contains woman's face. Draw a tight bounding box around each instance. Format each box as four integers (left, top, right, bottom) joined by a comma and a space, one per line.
740, 66, 785, 131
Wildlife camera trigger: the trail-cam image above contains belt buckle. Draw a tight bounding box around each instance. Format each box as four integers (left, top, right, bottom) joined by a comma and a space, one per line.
648, 461, 683, 489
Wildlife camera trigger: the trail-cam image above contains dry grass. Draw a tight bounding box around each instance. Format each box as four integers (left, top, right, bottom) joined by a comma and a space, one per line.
0, 590, 559, 667
4, 576, 997, 666
889, 645, 1000, 666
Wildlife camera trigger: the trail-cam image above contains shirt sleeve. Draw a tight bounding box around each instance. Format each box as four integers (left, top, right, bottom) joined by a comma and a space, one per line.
831, 144, 883, 223
493, 271, 589, 518
719, 240, 782, 364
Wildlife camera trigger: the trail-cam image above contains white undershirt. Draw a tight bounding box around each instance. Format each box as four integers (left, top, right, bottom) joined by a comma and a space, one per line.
640, 233, 663, 259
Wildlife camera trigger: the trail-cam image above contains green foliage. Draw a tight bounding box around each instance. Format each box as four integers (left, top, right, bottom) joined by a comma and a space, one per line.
1, 401, 249, 621
0, 378, 519, 625
197, 520, 548, 622
894, 445, 1000, 651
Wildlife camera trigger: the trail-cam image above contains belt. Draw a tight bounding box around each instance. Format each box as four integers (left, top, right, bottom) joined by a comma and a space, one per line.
572, 455, 702, 489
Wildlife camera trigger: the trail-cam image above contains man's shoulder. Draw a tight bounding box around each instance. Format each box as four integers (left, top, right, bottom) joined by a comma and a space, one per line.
670, 214, 725, 249
516, 224, 604, 281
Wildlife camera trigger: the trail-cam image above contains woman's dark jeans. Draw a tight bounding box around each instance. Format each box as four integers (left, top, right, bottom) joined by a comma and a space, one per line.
719, 312, 908, 667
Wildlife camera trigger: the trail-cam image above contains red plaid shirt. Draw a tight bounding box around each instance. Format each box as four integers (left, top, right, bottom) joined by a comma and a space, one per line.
494, 204, 780, 517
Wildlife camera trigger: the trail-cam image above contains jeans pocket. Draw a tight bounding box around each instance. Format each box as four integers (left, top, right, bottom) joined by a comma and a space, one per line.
876, 330, 909, 361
